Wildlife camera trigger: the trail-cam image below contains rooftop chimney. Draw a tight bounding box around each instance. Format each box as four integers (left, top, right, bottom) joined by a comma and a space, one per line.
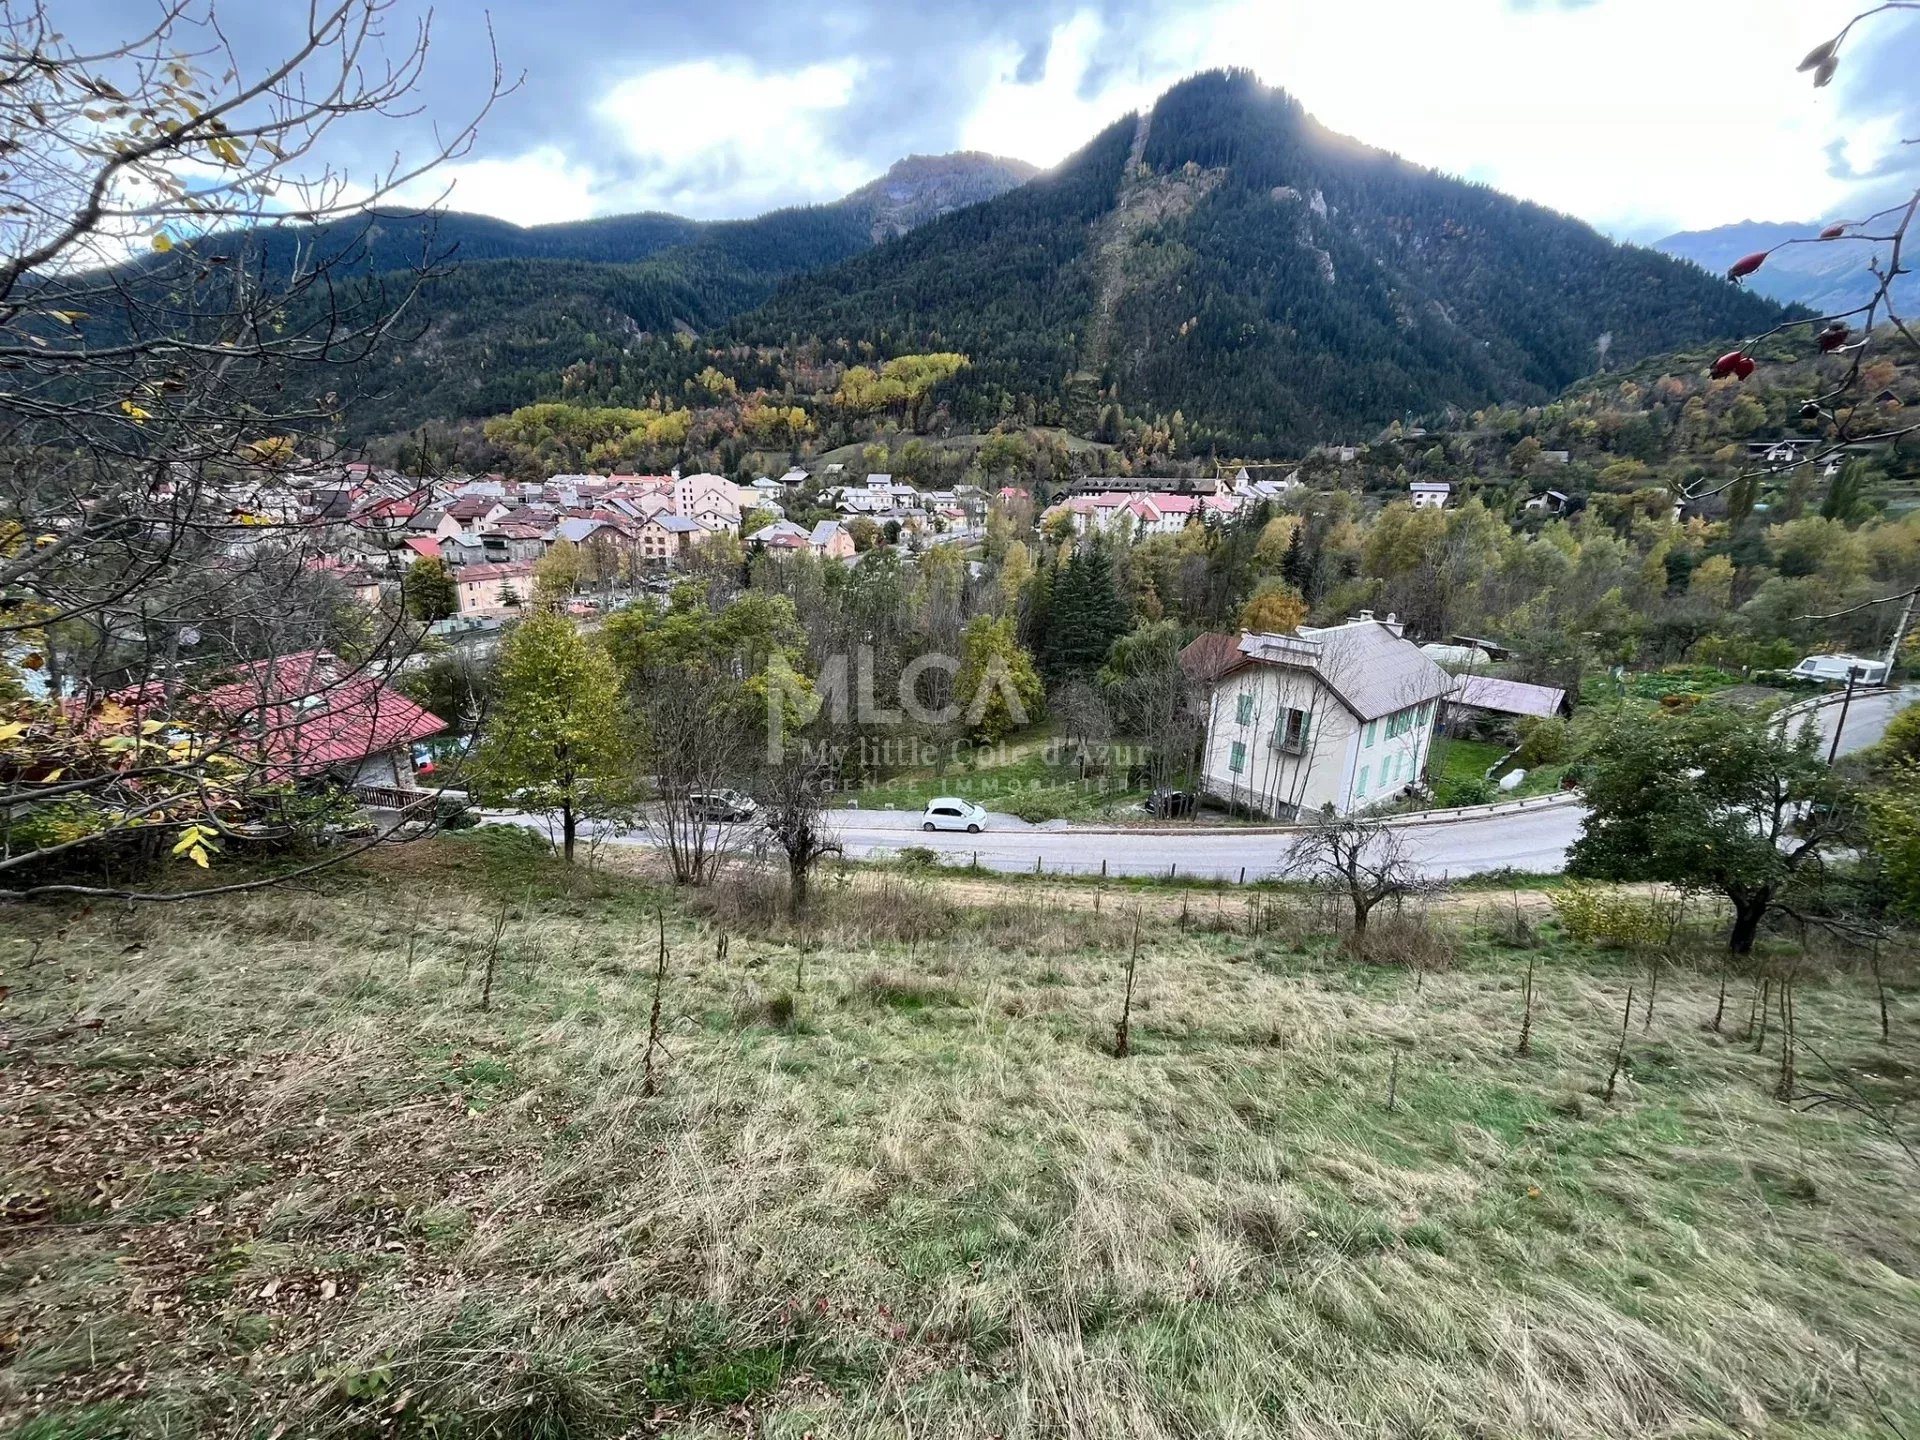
1356, 609, 1374, 623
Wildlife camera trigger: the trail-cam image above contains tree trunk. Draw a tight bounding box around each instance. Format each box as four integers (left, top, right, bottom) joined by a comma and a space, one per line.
1728, 892, 1767, 955
788, 851, 810, 917
1351, 893, 1373, 944
562, 797, 576, 866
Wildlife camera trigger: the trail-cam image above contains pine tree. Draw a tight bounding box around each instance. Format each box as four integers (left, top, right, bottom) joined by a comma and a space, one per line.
1043, 541, 1133, 675
1280, 522, 1312, 596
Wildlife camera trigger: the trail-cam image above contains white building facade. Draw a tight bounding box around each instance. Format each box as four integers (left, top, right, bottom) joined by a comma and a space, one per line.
1197, 617, 1455, 819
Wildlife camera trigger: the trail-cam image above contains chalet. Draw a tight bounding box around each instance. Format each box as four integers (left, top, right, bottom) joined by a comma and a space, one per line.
673, 472, 742, 526
303, 557, 382, 608
1408, 481, 1451, 511
1196, 613, 1455, 818
1522, 489, 1570, 515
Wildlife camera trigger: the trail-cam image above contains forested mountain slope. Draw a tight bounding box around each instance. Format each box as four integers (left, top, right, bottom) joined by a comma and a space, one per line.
723, 72, 1789, 454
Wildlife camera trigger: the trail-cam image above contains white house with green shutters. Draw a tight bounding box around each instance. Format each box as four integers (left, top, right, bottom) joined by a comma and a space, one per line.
1196, 613, 1456, 819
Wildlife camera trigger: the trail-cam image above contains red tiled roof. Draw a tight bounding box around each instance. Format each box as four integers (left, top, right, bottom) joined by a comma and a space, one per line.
114, 652, 444, 781
402, 536, 442, 559
1178, 632, 1243, 684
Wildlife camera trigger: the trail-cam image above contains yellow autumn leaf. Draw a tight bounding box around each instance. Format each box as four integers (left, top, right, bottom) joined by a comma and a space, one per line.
187, 845, 210, 868
151, 233, 173, 253
0, 722, 27, 744
120, 399, 152, 422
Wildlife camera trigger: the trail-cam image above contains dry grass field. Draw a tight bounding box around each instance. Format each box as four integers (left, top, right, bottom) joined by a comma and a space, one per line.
3, 829, 1918, 1438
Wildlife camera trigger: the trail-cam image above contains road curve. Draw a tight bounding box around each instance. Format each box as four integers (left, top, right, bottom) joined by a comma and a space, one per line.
480, 686, 1913, 883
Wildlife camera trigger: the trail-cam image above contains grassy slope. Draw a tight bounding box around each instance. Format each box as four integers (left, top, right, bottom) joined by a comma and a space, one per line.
3, 836, 1918, 1438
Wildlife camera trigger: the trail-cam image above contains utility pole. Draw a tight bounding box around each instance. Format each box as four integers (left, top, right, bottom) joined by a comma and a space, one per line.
1827, 665, 1864, 765
1883, 587, 1916, 673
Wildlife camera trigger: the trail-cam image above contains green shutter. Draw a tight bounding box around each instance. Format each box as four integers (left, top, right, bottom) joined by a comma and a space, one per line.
1364, 720, 1376, 747
1357, 765, 1369, 796
1229, 740, 1246, 773
1236, 693, 1253, 725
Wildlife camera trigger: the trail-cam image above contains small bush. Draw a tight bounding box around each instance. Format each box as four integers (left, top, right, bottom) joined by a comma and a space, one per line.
896, 845, 940, 870
1435, 776, 1495, 808
1514, 716, 1568, 769
1351, 911, 1456, 970
1552, 882, 1667, 948
858, 969, 959, 1009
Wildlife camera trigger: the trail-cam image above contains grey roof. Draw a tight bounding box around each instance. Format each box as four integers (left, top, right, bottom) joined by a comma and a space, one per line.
809, 520, 845, 546
755, 520, 811, 543
1448, 675, 1568, 719
1236, 621, 1456, 721
650, 514, 704, 533
551, 517, 606, 544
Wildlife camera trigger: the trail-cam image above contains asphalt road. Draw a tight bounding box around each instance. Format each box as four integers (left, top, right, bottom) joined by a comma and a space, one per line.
484, 686, 1914, 882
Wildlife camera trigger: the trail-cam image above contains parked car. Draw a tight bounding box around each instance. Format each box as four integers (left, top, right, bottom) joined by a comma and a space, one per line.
1143, 788, 1197, 818
1790, 654, 1889, 686
687, 788, 759, 822
921, 797, 986, 833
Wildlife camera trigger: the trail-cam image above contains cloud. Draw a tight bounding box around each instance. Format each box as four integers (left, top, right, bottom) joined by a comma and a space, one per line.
415, 146, 601, 224
591, 58, 872, 217
53, 0, 1920, 239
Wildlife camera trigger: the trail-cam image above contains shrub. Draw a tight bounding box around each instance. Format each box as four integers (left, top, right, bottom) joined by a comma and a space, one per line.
896, 845, 940, 870
1551, 881, 1667, 948
1350, 910, 1456, 970
1514, 716, 1568, 769
1436, 777, 1495, 808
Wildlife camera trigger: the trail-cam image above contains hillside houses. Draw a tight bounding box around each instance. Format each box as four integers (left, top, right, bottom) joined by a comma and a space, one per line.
1041, 476, 1252, 538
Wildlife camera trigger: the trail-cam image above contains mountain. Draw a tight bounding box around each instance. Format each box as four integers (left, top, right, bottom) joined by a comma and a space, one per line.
840, 152, 1041, 240
713, 71, 1789, 453
1655, 218, 1919, 317
183, 153, 1036, 436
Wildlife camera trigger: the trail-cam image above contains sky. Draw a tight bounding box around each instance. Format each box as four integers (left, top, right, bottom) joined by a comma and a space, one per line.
73, 0, 1920, 242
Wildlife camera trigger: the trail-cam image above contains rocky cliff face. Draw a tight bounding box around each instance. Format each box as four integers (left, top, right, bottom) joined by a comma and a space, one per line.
844, 152, 1041, 239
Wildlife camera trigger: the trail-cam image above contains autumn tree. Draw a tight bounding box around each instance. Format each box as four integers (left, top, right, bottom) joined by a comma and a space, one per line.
469, 613, 631, 865
0, 1, 502, 899
1240, 582, 1308, 634
405, 556, 458, 623
954, 615, 1044, 743
534, 539, 584, 609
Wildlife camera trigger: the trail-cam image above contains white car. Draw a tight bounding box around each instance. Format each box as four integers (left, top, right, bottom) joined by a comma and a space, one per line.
921, 797, 987, 833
